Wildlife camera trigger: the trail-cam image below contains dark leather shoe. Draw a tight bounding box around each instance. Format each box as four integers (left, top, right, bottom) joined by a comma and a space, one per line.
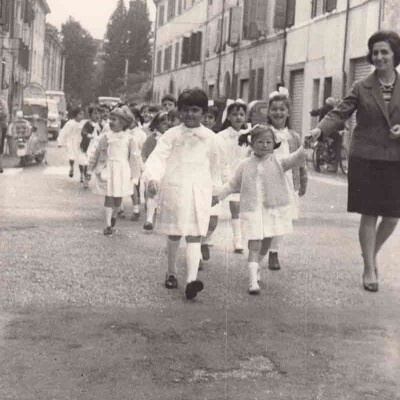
185, 280, 204, 299
165, 274, 178, 289
268, 252, 281, 270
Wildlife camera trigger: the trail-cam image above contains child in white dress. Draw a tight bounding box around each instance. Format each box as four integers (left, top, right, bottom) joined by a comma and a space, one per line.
58, 106, 85, 179
142, 88, 220, 300
267, 90, 308, 270
218, 100, 250, 253
216, 125, 309, 295
87, 106, 140, 236
141, 111, 170, 231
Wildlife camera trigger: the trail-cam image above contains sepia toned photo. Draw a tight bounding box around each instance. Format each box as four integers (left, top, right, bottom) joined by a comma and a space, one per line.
0, 0, 399, 399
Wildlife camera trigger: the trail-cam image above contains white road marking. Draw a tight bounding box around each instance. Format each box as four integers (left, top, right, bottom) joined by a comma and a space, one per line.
309, 175, 347, 187
3, 168, 23, 176
43, 166, 69, 175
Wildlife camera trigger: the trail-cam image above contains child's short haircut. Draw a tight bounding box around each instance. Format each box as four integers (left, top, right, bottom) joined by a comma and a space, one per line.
130, 106, 144, 125
87, 105, 99, 116
161, 94, 177, 105
149, 111, 169, 132
177, 88, 208, 113
168, 108, 181, 121
69, 106, 82, 119
149, 104, 160, 113
205, 105, 219, 119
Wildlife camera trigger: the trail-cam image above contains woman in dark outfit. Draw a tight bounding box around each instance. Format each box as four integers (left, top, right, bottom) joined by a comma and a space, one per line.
309, 30, 400, 292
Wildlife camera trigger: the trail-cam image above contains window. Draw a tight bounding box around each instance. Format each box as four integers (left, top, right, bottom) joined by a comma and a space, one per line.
181, 32, 202, 64
273, 0, 296, 29
240, 79, 249, 102
256, 68, 264, 100
243, 0, 268, 40
167, 0, 176, 20
174, 41, 180, 69
178, 0, 182, 14
311, 78, 320, 128
158, 4, 165, 27
311, 0, 337, 18
156, 49, 162, 73
208, 84, 215, 98
249, 69, 256, 101
164, 45, 172, 71
323, 77, 332, 100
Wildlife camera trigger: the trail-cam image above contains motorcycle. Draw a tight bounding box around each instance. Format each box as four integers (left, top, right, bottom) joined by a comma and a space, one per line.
15, 114, 46, 166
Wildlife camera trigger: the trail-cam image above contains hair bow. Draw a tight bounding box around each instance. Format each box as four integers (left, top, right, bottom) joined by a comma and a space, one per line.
269, 86, 290, 100
221, 98, 247, 124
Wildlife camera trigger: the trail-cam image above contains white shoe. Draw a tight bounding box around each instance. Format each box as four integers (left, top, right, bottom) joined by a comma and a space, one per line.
248, 282, 260, 295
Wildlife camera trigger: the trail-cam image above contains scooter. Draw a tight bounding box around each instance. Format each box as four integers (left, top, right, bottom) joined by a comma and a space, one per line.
16, 117, 46, 166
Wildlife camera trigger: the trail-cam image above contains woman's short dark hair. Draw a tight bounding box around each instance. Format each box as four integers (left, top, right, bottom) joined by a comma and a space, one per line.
367, 30, 400, 67
130, 107, 144, 125
177, 88, 208, 113
69, 106, 82, 119
87, 105, 99, 116
149, 111, 169, 132
205, 106, 219, 119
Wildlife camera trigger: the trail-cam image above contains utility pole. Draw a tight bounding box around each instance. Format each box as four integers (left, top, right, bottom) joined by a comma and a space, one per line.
216, 0, 226, 98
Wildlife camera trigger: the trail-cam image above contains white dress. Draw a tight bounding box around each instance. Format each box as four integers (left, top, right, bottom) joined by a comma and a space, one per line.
78, 121, 102, 166
273, 127, 300, 220
218, 126, 250, 201
129, 127, 148, 172
94, 131, 134, 197
142, 124, 220, 237
58, 119, 84, 161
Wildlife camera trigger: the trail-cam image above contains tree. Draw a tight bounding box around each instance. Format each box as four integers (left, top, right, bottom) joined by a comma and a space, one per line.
125, 0, 152, 73
100, 0, 128, 95
61, 18, 97, 105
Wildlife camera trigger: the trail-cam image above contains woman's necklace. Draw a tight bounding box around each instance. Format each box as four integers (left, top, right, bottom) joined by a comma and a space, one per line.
378, 73, 396, 86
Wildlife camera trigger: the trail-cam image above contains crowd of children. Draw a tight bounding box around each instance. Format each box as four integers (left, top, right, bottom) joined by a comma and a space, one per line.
58, 89, 310, 300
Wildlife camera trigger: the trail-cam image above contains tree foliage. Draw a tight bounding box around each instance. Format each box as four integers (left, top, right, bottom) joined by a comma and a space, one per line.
99, 0, 152, 98
61, 18, 97, 104
100, 0, 128, 95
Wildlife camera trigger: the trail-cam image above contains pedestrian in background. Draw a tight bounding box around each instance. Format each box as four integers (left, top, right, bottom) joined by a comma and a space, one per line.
167, 108, 181, 127
309, 30, 400, 292
79, 105, 102, 189
142, 88, 220, 300
217, 99, 250, 254
267, 88, 308, 271
87, 106, 141, 236
216, 125, 309, 294
161, 94, 177, 112
141, 110, 170, 231
0, 97, 9, 173
57, 106, 85, 179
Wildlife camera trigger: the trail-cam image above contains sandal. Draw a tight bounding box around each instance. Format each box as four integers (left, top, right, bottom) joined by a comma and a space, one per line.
165, 274, 178, 289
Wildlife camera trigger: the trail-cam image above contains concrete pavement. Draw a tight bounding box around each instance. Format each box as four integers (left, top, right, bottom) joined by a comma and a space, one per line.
0, 143, 399, 399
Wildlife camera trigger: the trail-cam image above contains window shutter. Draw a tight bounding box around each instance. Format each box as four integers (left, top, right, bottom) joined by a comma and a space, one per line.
158, 5, 165, 26
193, 31, 202, 62
256, 68, 264, 99
156, 49, 162, 73
249, 69, 256, 101
242, 0, 250, 39
325, 0, 337, 12
229, 6, 242, 46
214, 18, 222, 53
286, 0, 296, 27
243, 0, 259, 40
0, 0, 6, 26
189, 32, 196, 62
178, 0, 182, 14
255, 0, 268, 36
181, 36, 190, 64
174, 41, 180, 69
164, 46, 172, 71
273, 0, 287, 30
4, 0, 10, 31
167, 0, 176, 20
232, 73, 239, 98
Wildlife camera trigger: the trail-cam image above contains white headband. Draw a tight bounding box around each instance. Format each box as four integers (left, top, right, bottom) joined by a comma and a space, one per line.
269, 86, 290, 100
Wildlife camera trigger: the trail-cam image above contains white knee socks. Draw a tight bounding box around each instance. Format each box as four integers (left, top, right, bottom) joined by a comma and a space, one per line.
231, 219, 243, 250
248, 262, 260, 290
146, 197, 157, 224
167, 238, 180, 276
186, 243, 201, 283
104, 207, 113, 227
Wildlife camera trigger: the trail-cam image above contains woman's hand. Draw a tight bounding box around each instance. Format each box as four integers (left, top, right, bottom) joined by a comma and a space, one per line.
303, 128, 321, 149
390, 124, 400, 139
147, 180, 159, 198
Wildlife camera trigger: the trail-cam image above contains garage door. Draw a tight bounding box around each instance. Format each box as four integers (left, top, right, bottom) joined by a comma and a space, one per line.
349, 58, 372, 132
289, 69, 304, 134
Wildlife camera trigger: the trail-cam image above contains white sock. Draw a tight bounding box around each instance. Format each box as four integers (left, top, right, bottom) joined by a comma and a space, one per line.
104, 207, 113, 226
146, 197, 157, 223
133, 204, 140, 213
231, 218, 243, 249
186, 243, 201, 283
248, 262, 259, 287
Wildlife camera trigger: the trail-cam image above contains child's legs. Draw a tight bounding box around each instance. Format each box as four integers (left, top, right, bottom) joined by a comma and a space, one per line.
248, 240, 262, 287
203, 215, 218, 244
113, 197, 122, 216
229, 201, 240, 219
248, 240, 262, 262
259, 237, 272, 263
270, 236, 281, 252
185, 236, 201, 283
104, 196, 114, 226
167, 235, 181, 276
131, 185, 140, 212
146, 196, 157, 223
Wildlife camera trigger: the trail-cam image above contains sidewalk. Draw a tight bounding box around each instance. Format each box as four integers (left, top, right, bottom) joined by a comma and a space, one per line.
1, 154, 20, 169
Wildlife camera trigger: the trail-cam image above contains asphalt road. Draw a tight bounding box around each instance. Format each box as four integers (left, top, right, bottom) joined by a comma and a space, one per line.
0, 142, 399, 399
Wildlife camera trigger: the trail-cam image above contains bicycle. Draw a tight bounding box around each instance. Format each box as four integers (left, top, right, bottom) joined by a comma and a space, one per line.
312, 132, 349, 175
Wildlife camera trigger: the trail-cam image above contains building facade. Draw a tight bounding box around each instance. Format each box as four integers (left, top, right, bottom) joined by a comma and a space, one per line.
152, 0, 398, 135
43, 23, 65, 91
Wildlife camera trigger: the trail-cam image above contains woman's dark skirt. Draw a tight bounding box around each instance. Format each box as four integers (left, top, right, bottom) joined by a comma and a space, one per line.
348, 156, 400, 217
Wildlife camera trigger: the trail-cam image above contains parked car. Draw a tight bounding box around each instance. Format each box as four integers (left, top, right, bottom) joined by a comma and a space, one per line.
46, 90, 67, 127
46, 99, 61, 140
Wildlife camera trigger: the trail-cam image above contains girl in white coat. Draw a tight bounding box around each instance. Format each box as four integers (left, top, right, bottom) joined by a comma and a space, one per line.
58, 106, 85, 179
216, 125, 310, 295
142, 88, 220, 300
218, 100, 250, 253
